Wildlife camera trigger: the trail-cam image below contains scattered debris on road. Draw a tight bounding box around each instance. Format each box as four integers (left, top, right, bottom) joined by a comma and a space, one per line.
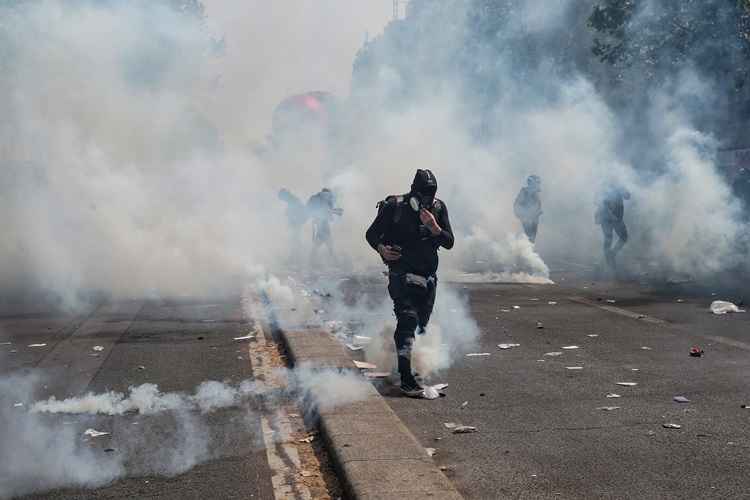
512, 306, 521, 310
662, 423, 682, 429
92, 345, 104, 352
536, 322, 544, 329
690, 346, 704, 357
673, 396, 690, 403
364, 372, 390, 379
466, 353, 491, 357
640, 346, 652, 350
606, 299, 617, 304
548, 301, 558, 305
710, 300, 745, 314
587, 334, 599, 338
597, 406, 620, 411
460, 401, 468, 408
426, 448, 437, 457
233, 334, 256, 341
84, 428, 110, 438
453, 425, 478, 434
353, 360, 377, 370
544, 352, 563, 357
13, 402, 23, 407
606, 393, 621, 399
28, 343, 47, 348
566, 366, 584, 370
345, 344, 364, 351
616, 382, 638, 387
298, 435, 316, 444
561, 345, 579, 350
444, 422, 457, 429
497, 343, 520, 350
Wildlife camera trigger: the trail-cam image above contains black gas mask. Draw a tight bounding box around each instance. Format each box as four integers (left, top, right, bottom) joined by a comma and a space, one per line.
409, 169, 438, 212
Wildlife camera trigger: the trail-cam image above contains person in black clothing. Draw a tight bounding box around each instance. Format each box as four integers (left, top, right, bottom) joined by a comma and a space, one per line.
595, 184, 630, 270
514, 175, 542, 243
308, 188, 343, 264
278, 188, 308, 262
365, 169, 454, 396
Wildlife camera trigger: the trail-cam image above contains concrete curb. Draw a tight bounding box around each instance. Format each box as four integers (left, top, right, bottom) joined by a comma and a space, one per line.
260, 295, 464, 500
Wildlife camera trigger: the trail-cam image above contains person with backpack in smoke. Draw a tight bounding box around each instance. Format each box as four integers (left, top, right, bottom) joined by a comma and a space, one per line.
308, 188, 343, 264
365, 169, 454, 397
278, 188, 308, 263
514, 175, 542, 243
595, 183, 630, 271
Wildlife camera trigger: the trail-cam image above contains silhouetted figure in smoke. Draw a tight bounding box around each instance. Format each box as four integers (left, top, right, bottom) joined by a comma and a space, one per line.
366, 169, 454, 397
514, 175, 542, 243
595, 184, 630, 270
732, 168, 750, 222
278, 189, 308, 263
307, 188, 343, 264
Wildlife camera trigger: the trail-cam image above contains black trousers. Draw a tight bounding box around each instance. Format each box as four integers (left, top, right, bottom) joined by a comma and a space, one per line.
388, 272, 437, 382
521, 218, 539, 243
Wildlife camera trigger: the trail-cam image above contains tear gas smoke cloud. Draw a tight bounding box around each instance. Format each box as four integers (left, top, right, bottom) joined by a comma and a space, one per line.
256, 274, 480, 378
2, 0, 748, 308
2, 367, 367, 497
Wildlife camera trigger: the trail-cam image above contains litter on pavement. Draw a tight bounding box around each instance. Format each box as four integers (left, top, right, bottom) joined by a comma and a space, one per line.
689, 346, 704, 357
0, 342, 12, 345
673, 396, 690, 403
426, 448, 437, 457
460, 401, 469, 408
92, 346, 104, 352
353, 360, 377, 370
13, 403, 23, 407
587, 334, 599, 338
233, 334, 255, 341
710, 300, 746, 314
298, 435, 316, 444
364, 372, 390, 379
466, 353, 491, 357
616, 382, 638, 387
662, 423, 682, 429
606, 393, 621, 398
444, 422, 457, 429
566, 366, 584, 370
741, 404, 749, 409
497, 343, 521, 350
640, 346, 652, 350
597, 406, 621, 411
28, 344, 47, 348
345, 344, 364, 351
561, 346, 579, 350
548, 301, 558, 305
512, 306, 521, 310
544, 352, 563, 356
536, 322, 544, 329
453, 426, 478, 434
84, 429, 110, 438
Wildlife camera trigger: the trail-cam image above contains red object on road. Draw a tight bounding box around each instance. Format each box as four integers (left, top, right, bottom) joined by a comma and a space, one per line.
689, 346, 704, 357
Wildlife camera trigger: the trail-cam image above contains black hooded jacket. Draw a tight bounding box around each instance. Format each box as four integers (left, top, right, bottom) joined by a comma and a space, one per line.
365, 170, 454, 276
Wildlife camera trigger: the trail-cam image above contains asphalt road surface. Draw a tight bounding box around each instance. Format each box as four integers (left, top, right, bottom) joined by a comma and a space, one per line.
0, 295, 331, 500
339, 265, 750, 500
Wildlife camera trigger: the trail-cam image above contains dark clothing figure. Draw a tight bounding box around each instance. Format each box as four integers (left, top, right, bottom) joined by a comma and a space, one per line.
278, 189, 307, 228
278, 189, 308, 262
514, 176, 542, 243
595, 185, 630, 269
366, 169, 454, 395
732, 168, 750, 222
307, 188, 342, 262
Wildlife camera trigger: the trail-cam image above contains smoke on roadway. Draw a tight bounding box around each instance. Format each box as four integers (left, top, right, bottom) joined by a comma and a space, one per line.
2, 0, 748, 495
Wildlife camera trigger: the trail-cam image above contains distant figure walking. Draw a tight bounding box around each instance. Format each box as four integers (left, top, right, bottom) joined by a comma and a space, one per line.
307, 188, 343, 264
514, 175, 542, 243
595, 184, 630, 270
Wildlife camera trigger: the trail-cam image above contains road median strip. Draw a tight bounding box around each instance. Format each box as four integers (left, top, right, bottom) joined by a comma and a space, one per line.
258, 294, 464, 500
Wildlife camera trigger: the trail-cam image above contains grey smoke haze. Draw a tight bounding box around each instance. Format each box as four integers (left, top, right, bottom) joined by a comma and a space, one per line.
2, 0, 749, 308
1, 367, 368, 498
